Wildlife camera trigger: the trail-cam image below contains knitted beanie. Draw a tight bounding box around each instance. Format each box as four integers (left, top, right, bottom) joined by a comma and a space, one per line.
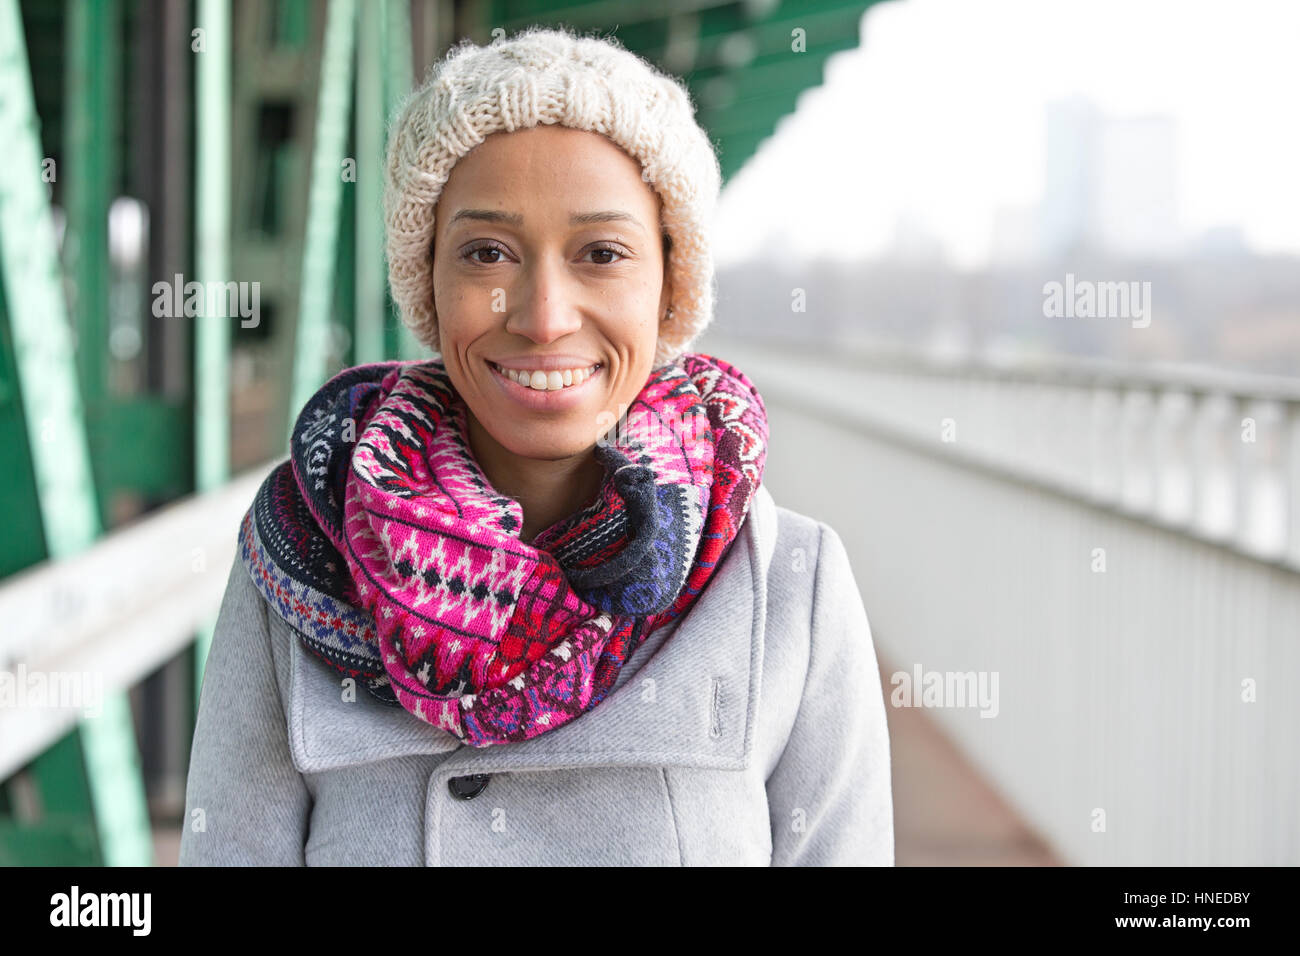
383, 25, 723, 369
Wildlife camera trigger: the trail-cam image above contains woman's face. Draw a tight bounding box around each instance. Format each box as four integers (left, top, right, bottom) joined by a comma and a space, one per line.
430, 124, 671, 463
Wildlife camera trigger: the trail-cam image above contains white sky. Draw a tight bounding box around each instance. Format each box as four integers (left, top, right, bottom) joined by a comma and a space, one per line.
714, 0, 1300, 269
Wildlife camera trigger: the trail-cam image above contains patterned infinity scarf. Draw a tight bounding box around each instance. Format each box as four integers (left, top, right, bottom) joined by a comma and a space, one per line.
238, 353, 768, 747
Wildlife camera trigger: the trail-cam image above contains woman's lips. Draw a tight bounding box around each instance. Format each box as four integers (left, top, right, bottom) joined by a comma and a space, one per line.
486, 359, 604, 412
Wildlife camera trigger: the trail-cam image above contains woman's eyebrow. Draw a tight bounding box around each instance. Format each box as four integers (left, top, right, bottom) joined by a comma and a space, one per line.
569, 210, 644, 231
450, 208, 523, 226
449, 208, 645, 231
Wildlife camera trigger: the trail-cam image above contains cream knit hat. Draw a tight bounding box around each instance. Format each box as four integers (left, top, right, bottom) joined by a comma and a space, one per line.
383, 25, 722, 369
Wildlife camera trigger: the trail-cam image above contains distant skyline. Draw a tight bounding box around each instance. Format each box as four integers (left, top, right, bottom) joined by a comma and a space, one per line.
715, 0, 1300, 270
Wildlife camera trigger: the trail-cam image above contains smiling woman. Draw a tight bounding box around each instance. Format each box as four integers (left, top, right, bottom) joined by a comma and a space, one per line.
431, 124, 671, 541
179, 24, 894, 867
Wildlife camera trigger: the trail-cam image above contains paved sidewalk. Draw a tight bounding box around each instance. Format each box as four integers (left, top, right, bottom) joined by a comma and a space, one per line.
878, 653, 1063, 866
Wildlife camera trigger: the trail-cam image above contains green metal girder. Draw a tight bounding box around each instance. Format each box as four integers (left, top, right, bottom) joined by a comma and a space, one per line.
354, 0, 424, 364
195, 0, 232, 497
0, 2, 100, 555
65, 0, 117, 438
383, 0, 423, 361
703, 87, 801, 138
0, 279, 49, 577
382, 0, 414, 128
0, 818, 102, 866
495, 0, 732, 30
273, 0, 311, 48
353, 0, 385, 366
691, 54, 829, 107
77, 691, 154, 866
336, 148, 357, 367
90, 399, 191, 495
0, 0, 152, 868
494, 0, 874, 67
1, 730, 102, 866
193, 0, 232, 689
714, 128, 772, 172
667, 0, 874, 61
487, 0, 888, 183
28, 732, 95, 815
288, 0, 357, 422
355, 0, 417, 365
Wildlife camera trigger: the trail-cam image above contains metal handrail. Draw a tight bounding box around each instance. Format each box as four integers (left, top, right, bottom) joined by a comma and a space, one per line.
721, 331, 1300, 404
706, 333, 1300, 574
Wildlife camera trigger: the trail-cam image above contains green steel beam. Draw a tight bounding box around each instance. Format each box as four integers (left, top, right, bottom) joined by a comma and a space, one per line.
195, 0, 232, 497
193, 0, 231, 684
274, 0, 310, 48
62, 0, 152, 871
0, 5, 99, 552
382, 0, 423, 361
689, 0, 871, 47
336, 145, 356, 366
1, 731, 101, 866
494, 0, 731, 31
353, 0, 385, 365
0, 279, 49, 578
0, 817, 101, 866
77, 692, 154, 865
95, 397, 190, 494
289, 0, 357, 422
490, 0, 887, 185
701, 87, 801, 138
690, 51, 835, 104
0, 0, 151, 867
64, 0, 116, 503
716, 129, 771, 179
383, 0, 413, 122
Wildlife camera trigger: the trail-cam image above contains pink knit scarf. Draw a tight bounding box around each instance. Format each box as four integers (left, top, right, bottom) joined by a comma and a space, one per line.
241, 352, 767, 747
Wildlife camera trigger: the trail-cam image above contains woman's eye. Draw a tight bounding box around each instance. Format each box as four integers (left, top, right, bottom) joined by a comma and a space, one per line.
462, 243, 627, 265
587, 245, 626, 265
466, 245, 506, 264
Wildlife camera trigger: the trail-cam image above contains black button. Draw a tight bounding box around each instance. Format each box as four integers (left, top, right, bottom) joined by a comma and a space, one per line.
448, 773, 491, 800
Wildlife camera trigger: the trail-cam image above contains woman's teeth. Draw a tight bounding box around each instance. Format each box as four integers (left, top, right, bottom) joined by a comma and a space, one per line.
492, 362, 600, 391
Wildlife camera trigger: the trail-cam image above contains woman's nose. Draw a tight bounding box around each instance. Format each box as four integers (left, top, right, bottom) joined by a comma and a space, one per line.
505, 267, 584, 343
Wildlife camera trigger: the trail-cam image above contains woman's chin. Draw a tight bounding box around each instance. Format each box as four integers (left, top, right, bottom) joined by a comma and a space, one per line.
495, 429, 601, 463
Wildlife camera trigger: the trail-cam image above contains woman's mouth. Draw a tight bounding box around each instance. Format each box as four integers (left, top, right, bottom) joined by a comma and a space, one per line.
488, 361, 601, 390
486, 359, 604, 410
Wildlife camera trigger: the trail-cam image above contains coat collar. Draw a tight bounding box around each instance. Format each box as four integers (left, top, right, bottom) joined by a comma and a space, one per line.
285, 483, 777, 775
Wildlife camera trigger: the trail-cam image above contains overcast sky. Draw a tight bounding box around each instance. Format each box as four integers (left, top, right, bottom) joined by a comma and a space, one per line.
715, 0, 1300, 269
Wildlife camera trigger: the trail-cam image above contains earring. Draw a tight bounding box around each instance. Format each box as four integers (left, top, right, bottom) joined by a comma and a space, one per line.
663, 306, 674, 323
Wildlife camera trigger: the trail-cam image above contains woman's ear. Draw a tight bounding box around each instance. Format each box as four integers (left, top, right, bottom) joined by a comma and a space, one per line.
660, 263, 674, 326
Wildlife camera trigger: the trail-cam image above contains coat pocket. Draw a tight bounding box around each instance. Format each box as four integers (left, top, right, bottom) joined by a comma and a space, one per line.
432, 766, 683, 866
661, 766, 772, 865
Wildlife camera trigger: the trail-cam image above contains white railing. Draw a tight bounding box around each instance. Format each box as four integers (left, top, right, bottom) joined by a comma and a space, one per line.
721, 336, 1300, 569
706, 333, 1300, 865
0, 462, 276, 780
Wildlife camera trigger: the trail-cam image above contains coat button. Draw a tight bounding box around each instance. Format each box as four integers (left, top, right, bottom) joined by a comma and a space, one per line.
448, 773, 491, 800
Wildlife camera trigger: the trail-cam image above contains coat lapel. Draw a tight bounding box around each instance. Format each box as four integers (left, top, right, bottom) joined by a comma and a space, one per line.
286, 484, 777, 775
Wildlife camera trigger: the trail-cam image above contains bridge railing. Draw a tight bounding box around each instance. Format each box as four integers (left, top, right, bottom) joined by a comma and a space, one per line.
728, 335, 1300, 571
706, 332, 1299, 866
0, 463, 275, 784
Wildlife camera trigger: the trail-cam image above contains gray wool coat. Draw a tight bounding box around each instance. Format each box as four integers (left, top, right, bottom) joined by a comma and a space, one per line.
178, 483, 895, 866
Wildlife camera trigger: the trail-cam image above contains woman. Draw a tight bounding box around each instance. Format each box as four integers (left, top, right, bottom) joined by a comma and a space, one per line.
179, 25, 893, 866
